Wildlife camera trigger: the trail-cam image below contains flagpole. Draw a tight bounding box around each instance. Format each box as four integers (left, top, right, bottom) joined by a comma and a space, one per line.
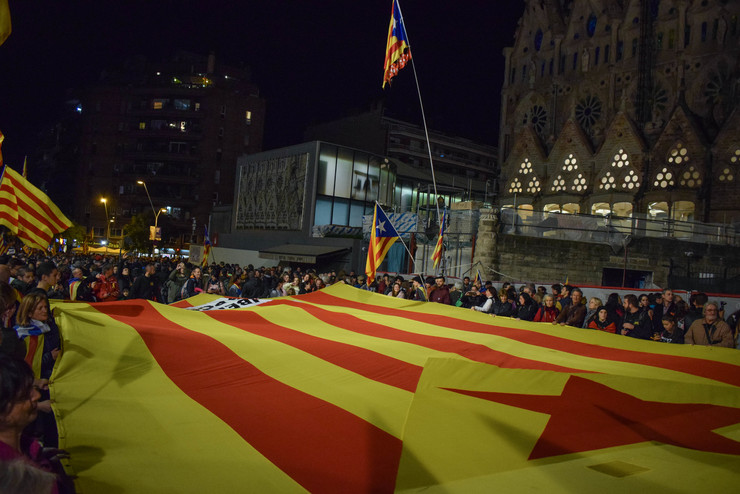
393, 0, 441, 225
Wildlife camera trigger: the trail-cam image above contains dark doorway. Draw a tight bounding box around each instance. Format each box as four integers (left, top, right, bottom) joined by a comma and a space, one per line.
602, 268, 653, 288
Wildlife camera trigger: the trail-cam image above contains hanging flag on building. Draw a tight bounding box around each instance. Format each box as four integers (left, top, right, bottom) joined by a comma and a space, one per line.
49, 285, 740, 493
202, 226, 212, 267
0, 0, 11, 47
365, 203, 400, 284
0, 131, 72, 251
431, 209, 446, 269
383, 0, 411, 88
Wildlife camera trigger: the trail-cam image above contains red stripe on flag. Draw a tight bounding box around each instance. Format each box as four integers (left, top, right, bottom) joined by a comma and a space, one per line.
207, 309, 422, 392
270, 299, 588, 374
24, 335, 39, 368
302, 292, 740, 387
96, 303, 402, 493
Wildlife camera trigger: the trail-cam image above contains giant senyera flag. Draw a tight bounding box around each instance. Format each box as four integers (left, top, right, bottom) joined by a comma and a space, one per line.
50, 284, 740, 492
0, 0, 10, 47
0, 132, 72, 251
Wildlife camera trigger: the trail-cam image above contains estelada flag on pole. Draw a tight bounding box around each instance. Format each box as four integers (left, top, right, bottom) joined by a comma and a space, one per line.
431, 208, 446, 269
0, 132, 72, 251
383, 0, 411, 88
365, 203, 400, 285
50, 285, 740, 492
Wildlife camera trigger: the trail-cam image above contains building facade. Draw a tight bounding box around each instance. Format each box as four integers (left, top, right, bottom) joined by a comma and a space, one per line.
498, 0, 740, 225
72, 51, 266, 247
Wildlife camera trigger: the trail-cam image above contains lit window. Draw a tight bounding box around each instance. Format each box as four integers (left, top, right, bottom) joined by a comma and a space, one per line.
245, 111, 252, 125
519, 158, 532, 174
679, 165, 702, 188
562, 154, 578, 172
139, 122, 146, 130
508, 177, 523, 194
570, 173, 587, 192
152, 99, 166, 110
551, 175, 566, 192
622, 169, 640, 190
653, 167, 675, 188
611, 149, 629, 168
526, 176, 541, 194
599, 172, 616, 190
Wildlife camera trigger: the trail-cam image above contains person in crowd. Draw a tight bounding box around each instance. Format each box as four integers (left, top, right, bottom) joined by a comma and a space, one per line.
92, 263, 120, 302
582, 296, 604, 328
180, 267, 203, 299
558, 284, 574, 311
429, 276, 451, 305
638, 294, 653, 320
515, 292, 538, 321
410, 276, 427, 301
35, 262, 64, 300
654, 316, 684, 344
461, 276, 472, 294
684, 301, 734, 347
376, 274, 390, 296
205, 267, 226, 296
472, 286, 497, 313
492, 288, 516, 317
620, 294, 653, 340
587, 306, 617, 333
167, 261, 190, 303
130, 263, 161, 302
450, 281, 464, 306
604, 292, 624, 322
0, 282, 23, 359
684, 292, 708, 333
533, 294, 560, 322
116, 266, 133, 296
459, 284, 483, 309
14, 291, 60, 379
652, 288, 677, 333
388, 280, 406, 299
554, 288, 586, 328
10, 267, 34, 297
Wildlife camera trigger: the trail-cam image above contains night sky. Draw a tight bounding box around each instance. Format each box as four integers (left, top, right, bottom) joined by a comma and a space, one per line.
0, 1, 523, 167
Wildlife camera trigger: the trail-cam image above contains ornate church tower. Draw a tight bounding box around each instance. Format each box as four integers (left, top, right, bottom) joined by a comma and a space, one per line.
499, 0, 740, 224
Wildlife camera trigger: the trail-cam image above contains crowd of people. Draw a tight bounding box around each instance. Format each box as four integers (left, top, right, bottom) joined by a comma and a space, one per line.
0, 251, 738, 492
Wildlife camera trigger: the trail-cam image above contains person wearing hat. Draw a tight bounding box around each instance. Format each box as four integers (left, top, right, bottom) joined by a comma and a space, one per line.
410, 276, 427, 301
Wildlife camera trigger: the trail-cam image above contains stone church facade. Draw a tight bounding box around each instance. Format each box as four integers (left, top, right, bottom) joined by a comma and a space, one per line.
498, 0, 740, 225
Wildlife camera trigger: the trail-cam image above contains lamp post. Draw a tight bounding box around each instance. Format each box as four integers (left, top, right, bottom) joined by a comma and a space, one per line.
100, 197, 109, 246
155, 208, 167, 228
137, 180, 156, 218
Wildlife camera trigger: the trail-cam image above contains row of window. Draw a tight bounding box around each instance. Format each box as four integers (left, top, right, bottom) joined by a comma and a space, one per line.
516, 16, 738, 83
502, 200, 696, 222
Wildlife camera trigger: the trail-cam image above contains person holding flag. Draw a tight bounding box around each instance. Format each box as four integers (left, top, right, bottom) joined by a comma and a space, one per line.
365, 203, 401, 285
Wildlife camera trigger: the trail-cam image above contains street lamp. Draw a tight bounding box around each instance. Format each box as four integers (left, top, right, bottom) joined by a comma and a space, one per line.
155, 208, 167, 227
100, 197, 109, 246
137, 180, 156, 218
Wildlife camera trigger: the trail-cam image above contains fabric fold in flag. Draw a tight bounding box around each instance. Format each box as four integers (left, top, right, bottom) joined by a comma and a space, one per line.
202, 225, 212, 267
0, 0, 10, 47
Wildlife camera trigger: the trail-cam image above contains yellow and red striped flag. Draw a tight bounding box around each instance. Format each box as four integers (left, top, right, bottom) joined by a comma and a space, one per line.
0, 132, 72, 251
431, 208, 446, 269
0, 0, 10, 47
50, 285, 740, 492
365, 203, 400, 285
383, 0, 411, 88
